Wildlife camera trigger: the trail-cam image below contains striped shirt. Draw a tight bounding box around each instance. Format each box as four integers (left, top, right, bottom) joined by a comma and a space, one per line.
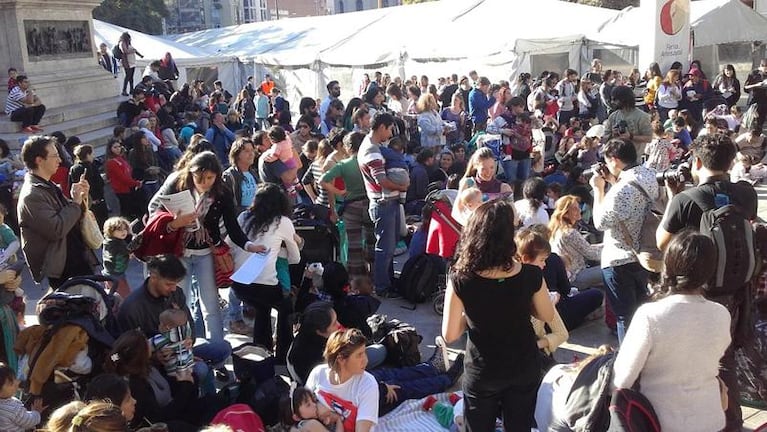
4, 86, 25, 114
0, 397, 41, 430
357, 136, 398, 201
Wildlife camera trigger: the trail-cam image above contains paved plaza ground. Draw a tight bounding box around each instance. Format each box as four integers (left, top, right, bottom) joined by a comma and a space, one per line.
16, 184, 767, 430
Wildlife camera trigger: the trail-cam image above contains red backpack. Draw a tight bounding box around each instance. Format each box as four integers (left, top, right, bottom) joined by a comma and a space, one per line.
211, 404, 265, 432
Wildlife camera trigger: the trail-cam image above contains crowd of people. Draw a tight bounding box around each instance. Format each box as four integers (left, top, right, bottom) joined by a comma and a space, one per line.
0, 44, 767, 431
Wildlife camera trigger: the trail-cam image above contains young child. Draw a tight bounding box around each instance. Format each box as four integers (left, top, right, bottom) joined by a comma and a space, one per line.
663, 108, 678, 131
102, 217, 132, 299
381, 136, 410, 204
0, 204, 24, 327
280, 386, 343, 432
723, 105, 743, 132
6, 68, 17, 92
644, 120, 673, 172
0, 362, 44, 430
452, 187, 483, 226
266, 126, 303, 197
148, 309, 194, 378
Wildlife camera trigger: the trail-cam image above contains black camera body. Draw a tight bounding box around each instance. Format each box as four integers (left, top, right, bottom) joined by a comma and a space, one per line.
656, 163, 692, 184
616, 120, 629, 135
584, 162, 610, 180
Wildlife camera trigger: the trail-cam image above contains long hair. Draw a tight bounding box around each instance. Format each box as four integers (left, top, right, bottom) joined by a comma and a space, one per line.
452, 199, 517, 276
294, 301, 335, 339
175, 151, 224, 198
243, 183, 291, 238
463, 147, 495, 179
548, 195, 580, 239
656, 230, 717, 298
70, 401, 129, 432
104, 329, 150, 379
522, 177, 546, 211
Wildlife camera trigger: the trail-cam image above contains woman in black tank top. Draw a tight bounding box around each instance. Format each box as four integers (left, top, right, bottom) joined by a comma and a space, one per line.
442, 200, 554, 431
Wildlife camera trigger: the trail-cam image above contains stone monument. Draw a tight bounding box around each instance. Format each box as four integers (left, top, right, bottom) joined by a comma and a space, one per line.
0, 0, 118, 110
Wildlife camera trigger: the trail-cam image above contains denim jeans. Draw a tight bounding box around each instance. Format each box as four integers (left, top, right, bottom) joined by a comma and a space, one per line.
368, 199, 400, 294
372, 363, 451, 415
180, 253, 225, 342
226, 288, 243, 323
602, 262, 649, 343
501, 157, 531, 185
571, 266, 604, 290
365, 344, 387, 370
192, 337, 232, 395
556, 288, 603, 331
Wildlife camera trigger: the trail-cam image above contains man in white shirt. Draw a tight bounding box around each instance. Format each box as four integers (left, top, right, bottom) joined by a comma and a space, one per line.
5, 75, 46, 133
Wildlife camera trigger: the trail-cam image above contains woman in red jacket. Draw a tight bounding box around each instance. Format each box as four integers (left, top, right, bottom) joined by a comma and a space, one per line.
105, 138, 143, 220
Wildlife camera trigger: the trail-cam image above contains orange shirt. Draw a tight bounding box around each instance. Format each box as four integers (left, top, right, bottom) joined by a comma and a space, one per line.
261, 80, 274, 95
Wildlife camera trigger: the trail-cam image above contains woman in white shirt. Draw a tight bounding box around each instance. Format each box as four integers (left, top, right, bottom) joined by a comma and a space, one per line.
613, 230, 731, 432
513, 177, 549, 228
305, 328, 379, 432
230, 183, 301, 360
655, 70, 683, 122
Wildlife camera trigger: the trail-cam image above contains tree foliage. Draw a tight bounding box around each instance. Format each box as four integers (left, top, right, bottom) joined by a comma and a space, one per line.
563, 0, 638, 9
93, 0, 169, 35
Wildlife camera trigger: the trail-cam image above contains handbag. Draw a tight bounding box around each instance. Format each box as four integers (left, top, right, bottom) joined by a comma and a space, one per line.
212, 242, 234, 288
80, 197, 104, 250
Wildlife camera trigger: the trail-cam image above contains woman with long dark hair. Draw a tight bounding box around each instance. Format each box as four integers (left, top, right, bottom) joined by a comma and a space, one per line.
342, 97, 365, 132
230, 183, 301, 361
442, 199, 555, 431
613, 230, 730, 432
118, 32, 143, 96
713, 64, 741, 108
104, 138, 143, 220
127, 131, 162, 203
148, 152, 262, 343
158, 51, 179, 92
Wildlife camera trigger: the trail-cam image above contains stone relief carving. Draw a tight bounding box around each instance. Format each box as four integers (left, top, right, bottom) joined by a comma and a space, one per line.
25, 20, 92, 60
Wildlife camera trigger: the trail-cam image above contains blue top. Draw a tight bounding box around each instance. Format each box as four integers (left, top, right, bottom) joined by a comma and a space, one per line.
380, 146, 408, 170
468, 88, 496, 126
240, 171, 257, 208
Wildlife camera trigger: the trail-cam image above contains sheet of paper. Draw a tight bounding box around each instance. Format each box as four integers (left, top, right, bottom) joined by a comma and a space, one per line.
230, 252, 269, 285
157, 190, 199, 231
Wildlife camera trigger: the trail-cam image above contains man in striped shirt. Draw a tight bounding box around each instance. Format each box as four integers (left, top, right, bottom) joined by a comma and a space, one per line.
358, 112, 410, 297
5, 75, 46, 133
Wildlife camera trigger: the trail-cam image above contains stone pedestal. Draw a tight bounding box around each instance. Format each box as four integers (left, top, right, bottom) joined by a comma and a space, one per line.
638, 0, 692, 74
0, 0, 117, 110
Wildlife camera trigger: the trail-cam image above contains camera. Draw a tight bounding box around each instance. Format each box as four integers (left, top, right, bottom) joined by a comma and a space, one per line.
656, 163, 692, 184
616, 120, 629, 135
583, 162, 610, 180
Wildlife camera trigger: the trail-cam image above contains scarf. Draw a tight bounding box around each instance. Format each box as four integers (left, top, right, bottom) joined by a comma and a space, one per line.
184, 190, 214, 248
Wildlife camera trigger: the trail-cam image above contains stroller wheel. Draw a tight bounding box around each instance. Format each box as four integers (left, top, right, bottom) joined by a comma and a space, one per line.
432, 291, 445, 315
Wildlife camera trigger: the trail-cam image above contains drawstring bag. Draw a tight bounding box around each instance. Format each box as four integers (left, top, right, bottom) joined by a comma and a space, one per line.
80, 197, 104, 250
212, 243, 234, 288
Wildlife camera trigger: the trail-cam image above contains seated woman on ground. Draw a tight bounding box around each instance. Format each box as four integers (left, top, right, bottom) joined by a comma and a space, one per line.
549, 195, 603, 291
84, 373, 136, 425
321, 262, 381, 340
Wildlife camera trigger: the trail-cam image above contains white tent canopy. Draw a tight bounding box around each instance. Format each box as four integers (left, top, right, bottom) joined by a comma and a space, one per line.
93, 20, 241, 93
588, 0, 767, 48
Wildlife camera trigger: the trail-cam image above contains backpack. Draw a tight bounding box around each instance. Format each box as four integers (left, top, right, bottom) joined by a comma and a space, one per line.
246, 376, 290, 426
112, 44, 123, 60
211, 403, 265, 432
561, 352, 615, 431
608, 388, 662, 432
688, 183, 758, 297
379, 319, 422, 367
397, 254, 440, 304
617, 181, 663, 273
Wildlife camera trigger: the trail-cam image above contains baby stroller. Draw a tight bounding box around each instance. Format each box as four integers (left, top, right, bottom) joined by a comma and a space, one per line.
17, 275, 119, 418
423, 189, 461, 315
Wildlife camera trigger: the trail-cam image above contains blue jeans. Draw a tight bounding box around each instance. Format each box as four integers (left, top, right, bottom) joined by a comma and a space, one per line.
501, 157, 531, 185
365, 344, 387, 370
226, 288, 243, 323
556, 288, 603, 331
368, 199, 400, 294
181, 253, 225, 342
602, 262, 649, 342
371, 363, 451, 415
192, 338, 232, 395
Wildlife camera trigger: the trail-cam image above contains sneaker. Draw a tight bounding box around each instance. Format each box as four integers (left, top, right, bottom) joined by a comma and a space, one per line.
427, 336, 450, 373
446, 353, 464, 386
21, 126, 35, 134
228, 319, 251, 335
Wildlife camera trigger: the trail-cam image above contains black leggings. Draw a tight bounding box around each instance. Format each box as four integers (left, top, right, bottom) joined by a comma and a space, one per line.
232, 282, 294, 363
122, 67, 135, 94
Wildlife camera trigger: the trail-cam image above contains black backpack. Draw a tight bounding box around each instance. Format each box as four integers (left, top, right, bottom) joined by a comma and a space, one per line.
397, 254, 441, 305
561, 352, 615, 431
608, 388, 661, 432
688, 183, 758, 297
112, 44, 123, 60
370, 318, 422, 367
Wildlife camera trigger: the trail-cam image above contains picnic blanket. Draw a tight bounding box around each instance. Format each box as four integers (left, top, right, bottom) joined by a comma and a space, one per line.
377, 392, 463, 432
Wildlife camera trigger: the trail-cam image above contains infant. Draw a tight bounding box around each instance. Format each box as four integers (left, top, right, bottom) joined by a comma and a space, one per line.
149, 309, 194, 377
381, 137, 410, 204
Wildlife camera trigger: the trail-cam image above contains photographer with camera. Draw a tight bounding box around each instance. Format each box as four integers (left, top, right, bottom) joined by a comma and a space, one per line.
603, 86, 652, 162
655, 134, 757, 432
590, 138, 658, 344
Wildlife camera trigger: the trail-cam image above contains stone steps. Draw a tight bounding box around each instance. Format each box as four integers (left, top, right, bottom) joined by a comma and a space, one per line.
1, 95, 125, 152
